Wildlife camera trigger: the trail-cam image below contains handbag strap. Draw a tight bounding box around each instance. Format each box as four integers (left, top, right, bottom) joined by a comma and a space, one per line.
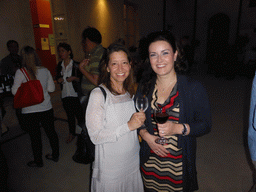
98, 86, 107, 102
20, 68, 31, 82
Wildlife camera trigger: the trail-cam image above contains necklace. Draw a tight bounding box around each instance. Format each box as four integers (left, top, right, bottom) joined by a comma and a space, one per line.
156, 78, 177, 92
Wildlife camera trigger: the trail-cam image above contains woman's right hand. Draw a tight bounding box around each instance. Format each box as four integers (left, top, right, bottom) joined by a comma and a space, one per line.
79, 59, 90, 72
57, 78, 64, 84
128, 111, 146, 131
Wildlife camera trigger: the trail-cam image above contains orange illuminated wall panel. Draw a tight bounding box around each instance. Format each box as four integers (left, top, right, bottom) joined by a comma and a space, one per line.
29, 0, 56, 77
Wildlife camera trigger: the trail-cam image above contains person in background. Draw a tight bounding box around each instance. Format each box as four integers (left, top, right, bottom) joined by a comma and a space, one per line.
56, 43, 84, 144
72, 27, 105, 164
0, 40, 22, 76
135, 31, 211, 191
180, 36, 193, 73
134, 37, 148, 83
12, 46, 59, 167
86, 43, 145, 191
79, 27, 105, 103
0, 40, 23, 131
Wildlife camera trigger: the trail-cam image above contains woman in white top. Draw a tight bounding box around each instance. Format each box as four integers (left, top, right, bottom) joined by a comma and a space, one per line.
56, 43, 84, 143
12, 46, 59, 167
86, 43, 145, 192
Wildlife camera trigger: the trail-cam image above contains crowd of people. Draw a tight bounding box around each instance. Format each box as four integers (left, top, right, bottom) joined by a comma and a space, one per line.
1, 27, 214, 191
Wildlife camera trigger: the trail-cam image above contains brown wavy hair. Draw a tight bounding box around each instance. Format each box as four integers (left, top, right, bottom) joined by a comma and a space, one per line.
98, 43, 136, 97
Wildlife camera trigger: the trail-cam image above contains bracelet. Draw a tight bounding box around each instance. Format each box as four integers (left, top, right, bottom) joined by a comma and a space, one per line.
182, 123, 188, 136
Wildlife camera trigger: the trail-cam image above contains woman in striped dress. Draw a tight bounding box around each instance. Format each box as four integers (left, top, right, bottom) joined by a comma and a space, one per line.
135, 31, 211, 191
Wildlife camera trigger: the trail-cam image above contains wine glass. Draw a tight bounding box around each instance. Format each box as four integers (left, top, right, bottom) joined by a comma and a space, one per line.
135, 96, 148, 128
154, 107, 169, 145
135, 96, 148, 112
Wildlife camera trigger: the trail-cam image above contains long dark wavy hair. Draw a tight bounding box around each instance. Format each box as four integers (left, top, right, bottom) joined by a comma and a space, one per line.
140, 31, 187, 96
98, 43, 136, 97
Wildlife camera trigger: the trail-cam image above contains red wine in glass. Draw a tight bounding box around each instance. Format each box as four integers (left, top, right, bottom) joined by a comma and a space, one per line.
154, 108, 169, 145
155, 112, 169, 124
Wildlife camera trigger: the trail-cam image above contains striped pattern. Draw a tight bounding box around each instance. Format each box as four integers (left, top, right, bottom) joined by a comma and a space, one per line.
81, 45, 105, 96
142, 84, 183, 191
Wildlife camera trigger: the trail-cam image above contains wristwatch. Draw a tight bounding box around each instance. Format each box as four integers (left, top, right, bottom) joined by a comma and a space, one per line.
182, 123, 188, 136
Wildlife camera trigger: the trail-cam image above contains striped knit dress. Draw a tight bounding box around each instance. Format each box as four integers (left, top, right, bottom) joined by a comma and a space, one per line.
141, 83, 183, 192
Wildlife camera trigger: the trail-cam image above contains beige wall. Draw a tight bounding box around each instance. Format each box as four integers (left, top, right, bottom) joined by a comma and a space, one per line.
65, 0, 163, 61
0, 0, 163, 63
51, 0, 164, 61
65, 0, 124, 61
2, 0, 253, 69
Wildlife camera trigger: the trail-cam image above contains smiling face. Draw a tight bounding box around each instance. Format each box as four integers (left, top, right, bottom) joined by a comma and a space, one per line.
148, 40, 178, 77
107, 51, 131, 85
58, 47, 70, 60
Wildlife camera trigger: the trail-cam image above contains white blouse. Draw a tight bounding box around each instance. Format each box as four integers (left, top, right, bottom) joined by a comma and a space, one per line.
86, 86, 133, 144
86, 85, 143, 191
60, 59, 78, 98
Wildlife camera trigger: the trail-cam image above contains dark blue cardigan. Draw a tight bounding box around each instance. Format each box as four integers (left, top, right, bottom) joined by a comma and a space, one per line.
135, 75, 211, 191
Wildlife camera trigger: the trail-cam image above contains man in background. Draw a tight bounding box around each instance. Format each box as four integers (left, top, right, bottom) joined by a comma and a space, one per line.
72, 27, 105, 164
79, 27, 105, 103
0, 40, 22, 132
0, 40, 22, 76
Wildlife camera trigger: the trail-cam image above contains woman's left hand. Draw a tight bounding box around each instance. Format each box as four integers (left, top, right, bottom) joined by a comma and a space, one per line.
157, 121, 177, 137
139, 129, 169, 157
66, 76, 79, 82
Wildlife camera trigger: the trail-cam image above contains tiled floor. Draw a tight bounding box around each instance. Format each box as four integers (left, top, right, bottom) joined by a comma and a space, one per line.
1, 74, 255, 191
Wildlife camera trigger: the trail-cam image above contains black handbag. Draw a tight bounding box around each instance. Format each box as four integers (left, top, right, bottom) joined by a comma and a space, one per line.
72, 86, 106, 164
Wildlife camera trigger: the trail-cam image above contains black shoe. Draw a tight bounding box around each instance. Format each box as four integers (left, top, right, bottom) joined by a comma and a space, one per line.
27, 161, 43, 167
45, 154, 59, 162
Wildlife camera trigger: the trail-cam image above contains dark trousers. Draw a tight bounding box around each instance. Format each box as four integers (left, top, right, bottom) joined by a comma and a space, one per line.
16, 108, 25, 130
62, 97, 84, 136
21, 109, 59, 163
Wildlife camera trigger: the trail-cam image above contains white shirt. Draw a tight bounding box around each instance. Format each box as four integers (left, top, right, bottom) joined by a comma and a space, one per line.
61, 60, 78, 98
12, 67, 55, 114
